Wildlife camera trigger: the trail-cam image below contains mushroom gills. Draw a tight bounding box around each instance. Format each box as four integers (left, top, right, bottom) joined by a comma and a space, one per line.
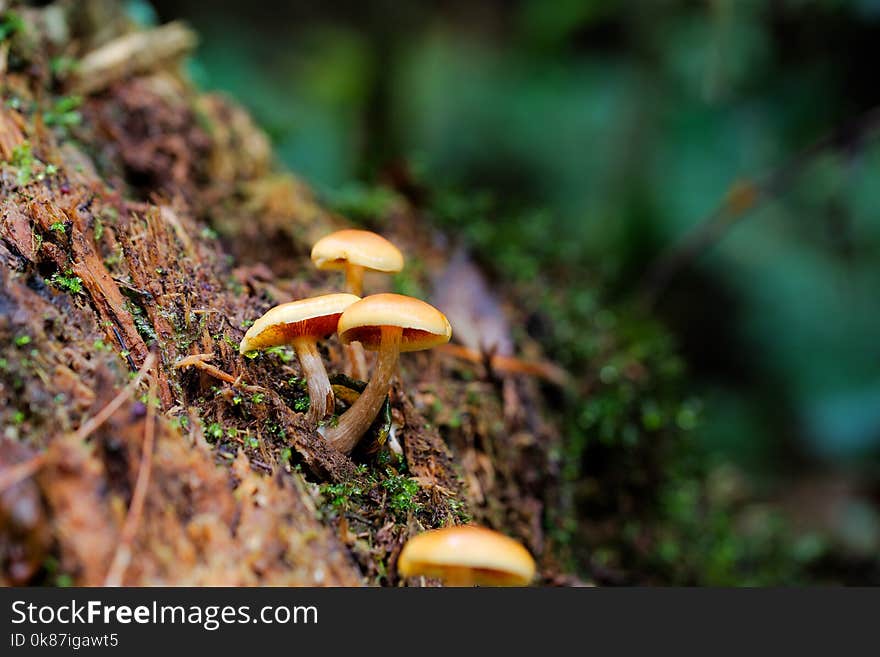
400, 562, 526, 587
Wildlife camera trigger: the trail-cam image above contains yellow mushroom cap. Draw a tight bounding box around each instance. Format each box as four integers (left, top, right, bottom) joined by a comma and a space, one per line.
397, 525, 536, 586
337, 293, 452, 353
311, 229, 404, 274
239, 293, 360, 354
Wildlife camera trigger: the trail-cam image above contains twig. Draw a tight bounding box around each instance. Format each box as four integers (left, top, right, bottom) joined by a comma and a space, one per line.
74, 353, 156, 441
436, 343, 570, 386
639, 105, 880, 308
0, 453, 46, 493
104, 362, 159, 586
173, 352, 237, 384
111, 325, 136, 371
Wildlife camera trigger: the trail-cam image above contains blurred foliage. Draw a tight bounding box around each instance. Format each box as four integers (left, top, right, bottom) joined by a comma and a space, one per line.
151, 0, 880, 582
458, 193, 831, 583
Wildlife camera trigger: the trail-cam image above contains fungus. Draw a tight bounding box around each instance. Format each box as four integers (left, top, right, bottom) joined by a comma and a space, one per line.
322, 293, 451, 454
310, 229, 404, 296
239, 293, 360, 427
311, 230, 406, 380
397, 525, 536, 587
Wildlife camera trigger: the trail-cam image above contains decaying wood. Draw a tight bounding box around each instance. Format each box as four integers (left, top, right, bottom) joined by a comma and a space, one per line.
71, 21, 197, 95
104, 363, 159, 586
0, 1, 565, 586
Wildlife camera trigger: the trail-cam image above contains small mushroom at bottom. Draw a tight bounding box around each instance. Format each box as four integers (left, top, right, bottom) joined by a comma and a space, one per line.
397, 525, 536, 587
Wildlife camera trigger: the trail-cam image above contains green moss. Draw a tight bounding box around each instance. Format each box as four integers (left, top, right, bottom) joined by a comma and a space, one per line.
412, 177, 826, 583
226, 277, 244, 295
4, 141, 57, 186
48, 270, 84, 295
0, 11, 24, 42
392, 262, 427, 299
319, 480, 365, 511
169, 415, 189, 431
324, 183, 401, 225
264, 345, 295, 363
43, 95, 82, 128
10, 142, 34, 185
264, 420, 287, 439
205, 422, 224, 442
41, 556, 74, 587
381, 470, 421, 518
49, 55, 79, 79
448, 498, 472, 523
124, 301, 158, 342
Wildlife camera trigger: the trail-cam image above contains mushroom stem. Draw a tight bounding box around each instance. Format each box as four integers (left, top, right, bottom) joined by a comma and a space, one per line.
344, 263, 365, 296
325, 325, 401, 454
342, 263, 369, 380
345, 342, 369, 381
292, 337, 333, 427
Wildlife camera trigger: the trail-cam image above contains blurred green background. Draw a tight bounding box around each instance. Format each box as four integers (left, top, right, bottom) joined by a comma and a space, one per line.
147, 0, 880, 582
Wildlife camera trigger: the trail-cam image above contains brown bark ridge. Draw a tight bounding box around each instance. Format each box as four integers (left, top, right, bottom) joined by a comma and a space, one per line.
0, 1, 565, 586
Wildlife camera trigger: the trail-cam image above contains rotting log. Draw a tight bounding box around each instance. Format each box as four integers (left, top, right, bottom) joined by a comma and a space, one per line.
0, 1, 564, 586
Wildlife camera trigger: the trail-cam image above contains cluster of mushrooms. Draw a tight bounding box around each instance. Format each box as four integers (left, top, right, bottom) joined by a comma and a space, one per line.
239, 229, 536, 586
239, 229, 451, 454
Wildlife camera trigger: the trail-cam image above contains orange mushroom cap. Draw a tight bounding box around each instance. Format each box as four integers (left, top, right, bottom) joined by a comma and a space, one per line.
397, 525, 536, 586
337, 293, 452, 353
311, 229, 404, 274
239, 293, 360, 354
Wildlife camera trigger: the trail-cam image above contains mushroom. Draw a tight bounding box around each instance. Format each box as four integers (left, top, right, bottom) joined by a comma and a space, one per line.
322, 293, 451, 454
311, 230, 405, 380
239, 293, 360, 427
397, 525, 536, 587
310, 229, 404, 296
